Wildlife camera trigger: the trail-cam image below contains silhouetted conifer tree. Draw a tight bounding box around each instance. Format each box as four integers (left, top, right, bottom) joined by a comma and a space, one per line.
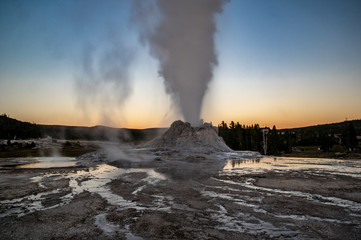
343, 121, 358, 151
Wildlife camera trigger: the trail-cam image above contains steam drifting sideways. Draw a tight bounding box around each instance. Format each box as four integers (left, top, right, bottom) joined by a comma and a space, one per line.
75, 41, 134, 126
132, 0, 229, 126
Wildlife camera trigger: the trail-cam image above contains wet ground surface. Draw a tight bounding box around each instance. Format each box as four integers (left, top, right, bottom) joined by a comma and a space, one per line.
0, 153, 360, 239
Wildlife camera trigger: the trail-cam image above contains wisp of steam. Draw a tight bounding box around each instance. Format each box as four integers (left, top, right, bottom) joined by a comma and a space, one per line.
75, 41, 133, 126
132, 0, 229, 126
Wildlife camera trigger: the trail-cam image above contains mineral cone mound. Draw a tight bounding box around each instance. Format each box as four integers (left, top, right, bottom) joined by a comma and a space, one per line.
145, 120, 232, 152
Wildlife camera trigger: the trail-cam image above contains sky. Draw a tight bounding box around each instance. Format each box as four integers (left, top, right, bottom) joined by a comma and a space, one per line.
0, 0, 360, 129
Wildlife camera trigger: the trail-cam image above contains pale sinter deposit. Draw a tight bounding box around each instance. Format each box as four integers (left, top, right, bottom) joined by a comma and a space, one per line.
145, 120, 232, 152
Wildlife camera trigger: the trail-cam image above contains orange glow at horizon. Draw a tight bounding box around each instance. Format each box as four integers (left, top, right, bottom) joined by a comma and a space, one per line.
2, 72, 360, 130
1, 0, 361, 132
5, 107, 360, 130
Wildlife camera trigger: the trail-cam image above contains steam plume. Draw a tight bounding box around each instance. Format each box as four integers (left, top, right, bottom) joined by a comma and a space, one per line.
132, 0, 229, 126
72, 1, 134, 127
75, 39, 134, 126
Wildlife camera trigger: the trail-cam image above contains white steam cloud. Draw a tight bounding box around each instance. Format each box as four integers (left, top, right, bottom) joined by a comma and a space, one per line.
132, 0, 229, 126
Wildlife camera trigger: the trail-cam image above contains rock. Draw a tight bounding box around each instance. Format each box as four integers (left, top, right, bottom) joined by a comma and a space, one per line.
144, 120, 232, 152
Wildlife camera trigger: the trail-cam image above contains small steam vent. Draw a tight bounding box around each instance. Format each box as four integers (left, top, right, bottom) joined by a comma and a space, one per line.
145, 120, 231, 152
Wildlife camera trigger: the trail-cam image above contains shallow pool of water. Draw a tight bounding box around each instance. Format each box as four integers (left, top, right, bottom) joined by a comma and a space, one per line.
223, 157, 361, 178
15, 157, 77, 169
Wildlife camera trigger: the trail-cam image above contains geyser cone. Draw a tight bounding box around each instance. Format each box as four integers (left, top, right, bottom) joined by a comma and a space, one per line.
145, 120, 231, 152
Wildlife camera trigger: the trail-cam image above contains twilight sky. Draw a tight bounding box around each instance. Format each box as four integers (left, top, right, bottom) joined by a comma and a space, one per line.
1, 0, 360, 129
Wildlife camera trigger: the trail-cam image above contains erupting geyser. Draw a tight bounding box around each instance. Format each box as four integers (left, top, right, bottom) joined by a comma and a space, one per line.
133, 0, 229, 126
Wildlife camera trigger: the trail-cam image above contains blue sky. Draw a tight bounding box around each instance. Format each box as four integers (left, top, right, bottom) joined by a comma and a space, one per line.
1, 0, 360, 128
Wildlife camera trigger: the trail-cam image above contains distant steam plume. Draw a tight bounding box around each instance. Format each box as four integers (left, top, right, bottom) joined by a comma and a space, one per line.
75, 39, 134, 126
72, 1, 134, 128
132, 0, 229, 126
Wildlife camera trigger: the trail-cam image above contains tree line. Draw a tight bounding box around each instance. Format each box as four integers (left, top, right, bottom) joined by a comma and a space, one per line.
0, 114, 161, 143
0, 114, 42, 139
218, 120, 359, 155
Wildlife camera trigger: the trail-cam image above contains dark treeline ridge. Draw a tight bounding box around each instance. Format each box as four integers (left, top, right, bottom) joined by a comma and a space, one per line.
218, 120, 361, 155
288, 120, 361, 137
0, 114, 42, 139
1, 113, 360, 154
218, 121, 295, 155
218, 121, 263, 152
0, 114, 166, 143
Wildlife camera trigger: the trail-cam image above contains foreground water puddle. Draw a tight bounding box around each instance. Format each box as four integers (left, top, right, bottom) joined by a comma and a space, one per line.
223, 156, 361, 178
0, 157, 79, 170
13, 157, 78, 169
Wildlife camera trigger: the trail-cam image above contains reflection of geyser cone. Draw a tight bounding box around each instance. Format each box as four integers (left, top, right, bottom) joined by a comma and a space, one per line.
145, 120, 231, 152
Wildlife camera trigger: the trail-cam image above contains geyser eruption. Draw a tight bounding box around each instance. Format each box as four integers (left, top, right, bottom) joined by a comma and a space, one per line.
133, 0, 229, 126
